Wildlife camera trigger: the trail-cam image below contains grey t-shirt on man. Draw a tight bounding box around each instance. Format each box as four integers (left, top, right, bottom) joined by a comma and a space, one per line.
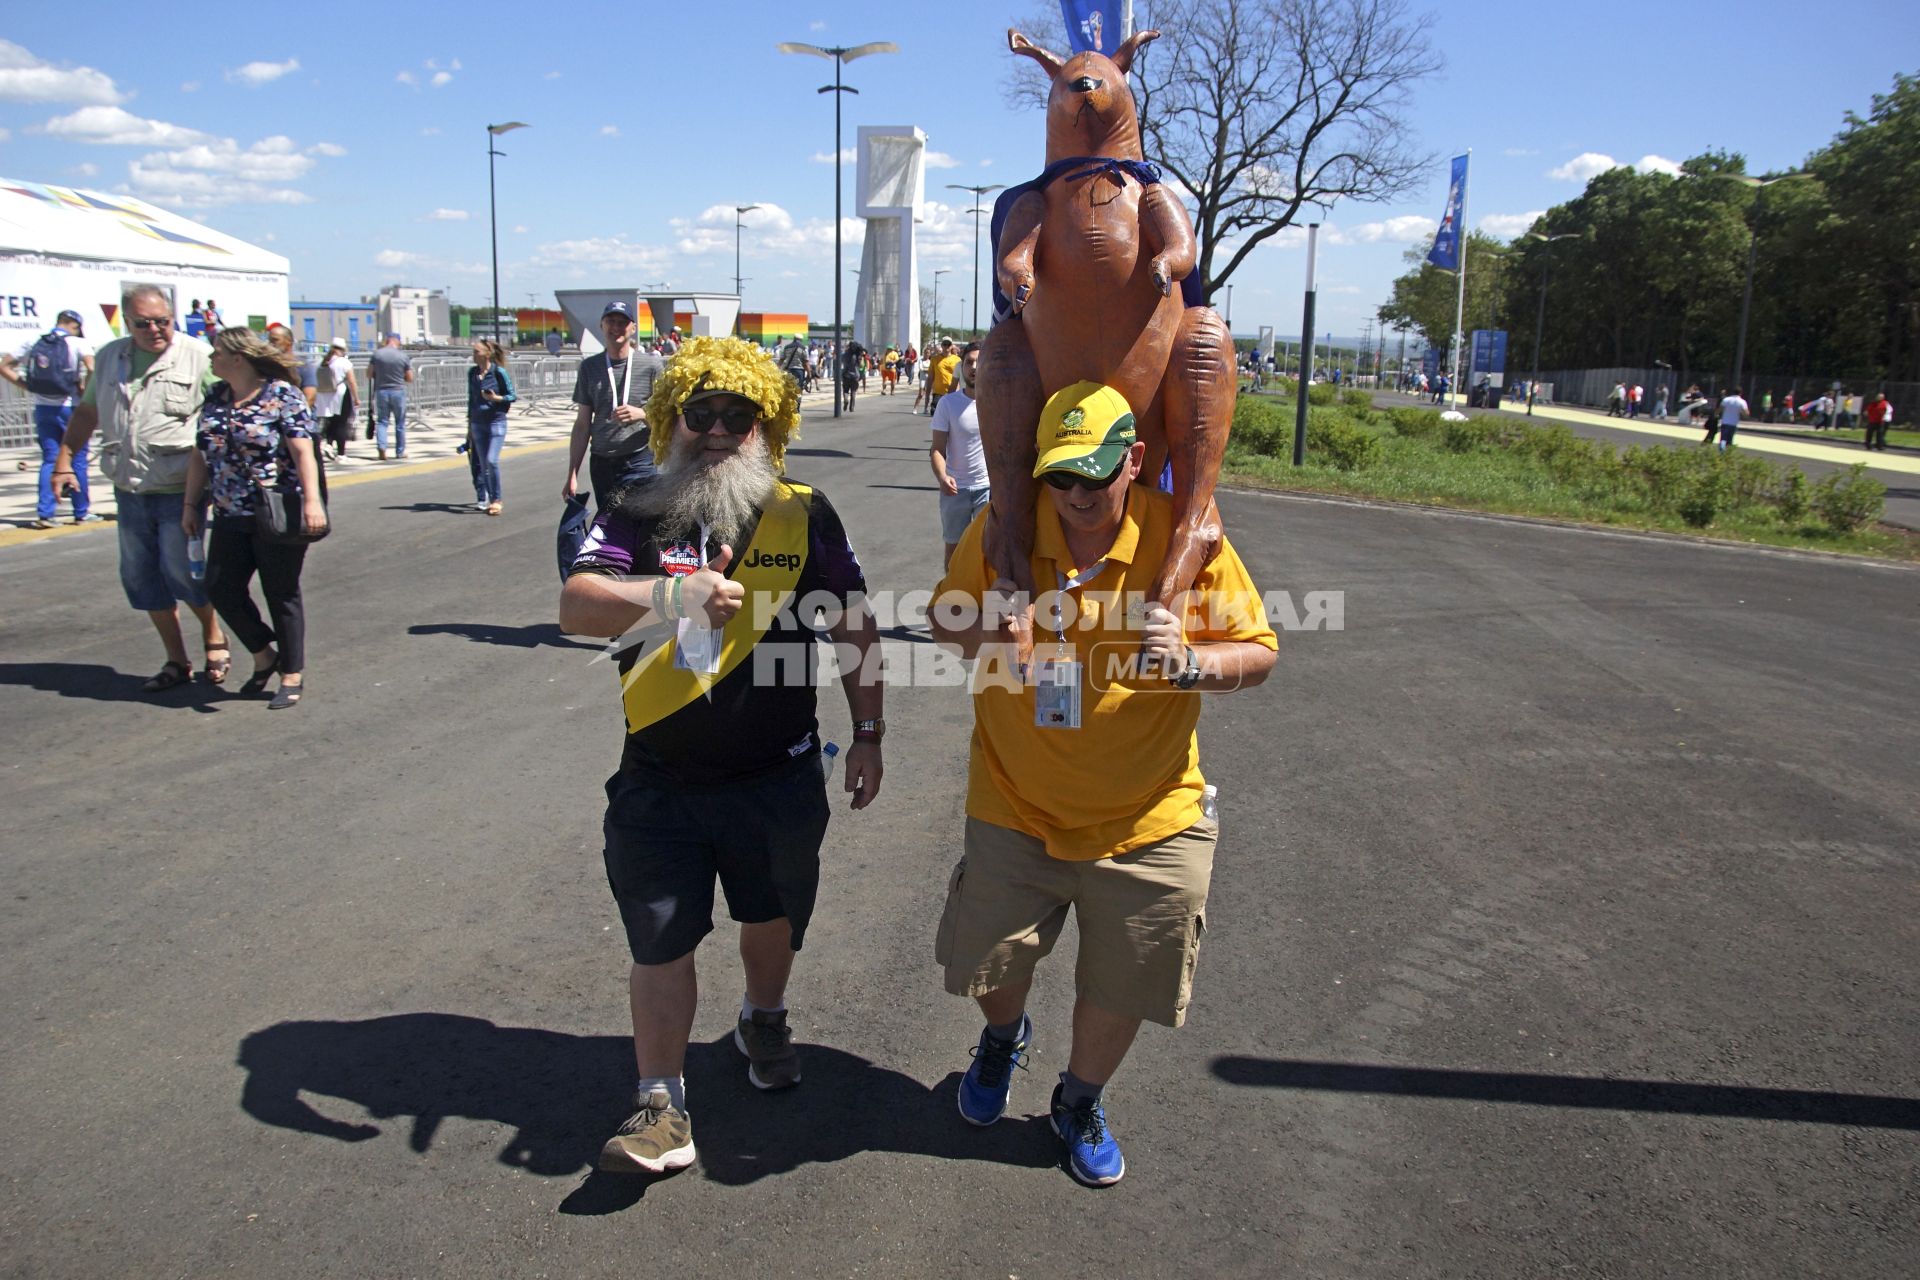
571, 349, 663, 458
368, 346, 412, 391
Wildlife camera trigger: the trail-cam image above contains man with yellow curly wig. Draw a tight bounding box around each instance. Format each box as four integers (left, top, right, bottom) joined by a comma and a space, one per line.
560, 336, 885, 1176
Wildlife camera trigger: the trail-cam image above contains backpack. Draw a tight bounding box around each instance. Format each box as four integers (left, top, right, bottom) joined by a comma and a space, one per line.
24, 330, 80, 399
315, 357, 337, 394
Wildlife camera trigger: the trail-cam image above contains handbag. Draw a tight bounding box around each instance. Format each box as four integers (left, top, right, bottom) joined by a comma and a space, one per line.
256, 446, 331, 544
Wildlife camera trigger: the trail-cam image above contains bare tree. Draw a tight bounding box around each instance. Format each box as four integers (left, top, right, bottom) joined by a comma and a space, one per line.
1007, 0, 1441, 302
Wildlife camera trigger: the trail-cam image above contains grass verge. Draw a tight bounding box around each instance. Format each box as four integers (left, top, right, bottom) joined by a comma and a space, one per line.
1222, 393, 1918, 561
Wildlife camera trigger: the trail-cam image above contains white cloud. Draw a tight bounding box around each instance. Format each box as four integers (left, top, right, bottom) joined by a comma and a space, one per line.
307, 141, 347, 157
68, 161, 97, 177
430, 71, 453, 88
125, 133, 336, 209
180, 81, 200, 94
0, 40, 123, 105
980, 158, 993, 168
512, 225, 527, 234
420, 126, 441, 136
924, 151, 962, 169
39, 105, 214, 148
0, 126, 10, 143
1503, 147, 1539, 157
810, 20, 826, 30
600, 125, 621, 138
531, 235, 675, 279
666, 202, 878, 262
1638, 153, 1682, 176
1480, 210, 1546, 238
425, 208, 470, 221
375, 249, 418, 268
1548, 152, 1619, 182
543, 70, 562, 80
396, 71, 417, 87
1340, 214, 1436, 244
227, 58, 300, 88
811, 148, 857, 164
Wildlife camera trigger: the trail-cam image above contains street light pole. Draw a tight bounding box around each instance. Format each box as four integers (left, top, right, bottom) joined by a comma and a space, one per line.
947, 181, 1005, 334
486, 122, 529, 346
1525, 232, 1578, 416
734, 203, 761, 334
778, 39, 898, 419
933, 268, 950, 332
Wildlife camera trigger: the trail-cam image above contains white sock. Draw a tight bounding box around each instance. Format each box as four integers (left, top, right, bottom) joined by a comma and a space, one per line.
742, 995, 786, 1020
637, 1075, 686, 1111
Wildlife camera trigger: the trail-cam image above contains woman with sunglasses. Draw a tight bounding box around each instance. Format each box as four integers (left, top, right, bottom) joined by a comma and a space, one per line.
467, 339, 516, 515
182, 327, 326, 710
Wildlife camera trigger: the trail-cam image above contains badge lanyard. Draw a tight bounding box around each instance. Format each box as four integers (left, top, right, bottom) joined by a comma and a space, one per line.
1035, 558, 1106, 731
606, 354, 632, 419
1050, 559, 1109, 653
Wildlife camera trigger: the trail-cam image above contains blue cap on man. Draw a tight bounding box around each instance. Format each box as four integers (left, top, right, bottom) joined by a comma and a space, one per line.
602, 301, 635, 322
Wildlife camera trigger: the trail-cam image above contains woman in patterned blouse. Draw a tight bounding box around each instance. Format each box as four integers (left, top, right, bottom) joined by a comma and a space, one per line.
181, 328, 326, 710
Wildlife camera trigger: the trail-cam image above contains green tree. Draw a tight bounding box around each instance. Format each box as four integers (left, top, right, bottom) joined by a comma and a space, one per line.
1377, 230, 1515, 353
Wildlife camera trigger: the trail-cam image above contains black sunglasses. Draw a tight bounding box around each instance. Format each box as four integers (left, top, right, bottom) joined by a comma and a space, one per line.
131, 316, 174, 331
683, 401, 759, 434
1043, 461, 1126, 491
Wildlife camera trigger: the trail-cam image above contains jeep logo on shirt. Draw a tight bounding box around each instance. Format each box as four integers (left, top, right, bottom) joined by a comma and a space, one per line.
743, 550, 801, 571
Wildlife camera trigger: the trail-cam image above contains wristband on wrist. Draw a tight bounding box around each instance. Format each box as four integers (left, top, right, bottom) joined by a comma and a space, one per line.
853, 730, 882, 744
670, 575, 685, 621
650, 576, 668, 619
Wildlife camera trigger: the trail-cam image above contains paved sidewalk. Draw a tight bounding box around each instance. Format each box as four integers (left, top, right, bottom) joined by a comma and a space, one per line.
0, 385, 847, 548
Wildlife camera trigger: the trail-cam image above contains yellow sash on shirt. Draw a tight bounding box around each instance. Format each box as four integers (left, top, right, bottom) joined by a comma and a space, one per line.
619, 481, 812, 733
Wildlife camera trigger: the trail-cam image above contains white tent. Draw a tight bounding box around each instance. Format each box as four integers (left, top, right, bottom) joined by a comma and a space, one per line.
0, 178, 289, 348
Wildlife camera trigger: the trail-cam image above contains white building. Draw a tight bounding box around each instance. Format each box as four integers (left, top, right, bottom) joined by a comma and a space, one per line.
377, 286, 450, 346
0, 177, 288, 350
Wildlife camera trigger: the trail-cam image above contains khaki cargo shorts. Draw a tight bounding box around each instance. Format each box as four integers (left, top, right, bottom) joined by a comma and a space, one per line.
935, 816, 1217, 1028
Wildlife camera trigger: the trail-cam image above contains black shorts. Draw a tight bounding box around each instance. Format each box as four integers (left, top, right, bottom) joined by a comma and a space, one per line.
602, 754, 830, 966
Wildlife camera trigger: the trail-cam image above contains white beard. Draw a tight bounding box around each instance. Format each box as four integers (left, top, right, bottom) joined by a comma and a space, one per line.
629, 431, 777, 546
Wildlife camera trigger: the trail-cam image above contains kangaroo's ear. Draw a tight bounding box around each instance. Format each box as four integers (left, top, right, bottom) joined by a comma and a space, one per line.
1112, 28, 1160, 75
1008, 29, 1065, 76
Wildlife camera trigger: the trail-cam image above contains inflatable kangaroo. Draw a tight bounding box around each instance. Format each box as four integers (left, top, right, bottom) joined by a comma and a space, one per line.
978, 27, 1234, 609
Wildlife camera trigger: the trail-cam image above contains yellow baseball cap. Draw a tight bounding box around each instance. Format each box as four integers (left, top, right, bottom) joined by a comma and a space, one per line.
1033, 382, 1136, 480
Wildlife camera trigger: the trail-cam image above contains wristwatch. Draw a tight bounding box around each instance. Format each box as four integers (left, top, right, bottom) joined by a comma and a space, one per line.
853, 718, 886, 742
1169, 646, 1202, 690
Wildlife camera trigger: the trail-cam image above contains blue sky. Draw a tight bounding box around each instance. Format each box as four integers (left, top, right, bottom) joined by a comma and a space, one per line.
1, 2, 1912, 343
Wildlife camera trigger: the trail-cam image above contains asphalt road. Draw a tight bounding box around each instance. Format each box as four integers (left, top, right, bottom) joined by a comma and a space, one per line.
2, 390, 1915, 1278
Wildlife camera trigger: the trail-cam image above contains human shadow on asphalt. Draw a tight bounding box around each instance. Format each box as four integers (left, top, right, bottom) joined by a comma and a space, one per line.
0, 661, 223, 711
786, 448, 853, 459
1211, 1057, 1920, 1130
407, 623, 600, 650
378, 502, 484, 515
868, 483, 941, 492
237, 1015, 1052, 1214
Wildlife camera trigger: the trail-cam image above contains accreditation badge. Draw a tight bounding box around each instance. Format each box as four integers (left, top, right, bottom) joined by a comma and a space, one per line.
1034, 653, 1082, 729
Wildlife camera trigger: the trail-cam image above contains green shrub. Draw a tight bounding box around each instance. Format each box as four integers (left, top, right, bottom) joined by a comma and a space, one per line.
1341, 388, 1374, 412
1810, 464, 1886, 532
1230, 395, 1292, 456
1442, 416, 1501, 453
1386, 406, 1443, 439
1306, 412, 1383, 471
1306, 381, 1338, 406
1677, 463, 1727, 528
1772, 470, 1809, 522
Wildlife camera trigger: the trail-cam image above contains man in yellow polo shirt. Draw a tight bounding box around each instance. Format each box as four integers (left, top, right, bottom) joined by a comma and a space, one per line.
927, 338, 960, 418
929, 381, 1277, 1187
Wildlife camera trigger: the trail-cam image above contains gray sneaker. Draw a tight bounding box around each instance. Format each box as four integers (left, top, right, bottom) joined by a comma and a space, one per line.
597, 1087, 696, 1174
735, 1008, 802, 1090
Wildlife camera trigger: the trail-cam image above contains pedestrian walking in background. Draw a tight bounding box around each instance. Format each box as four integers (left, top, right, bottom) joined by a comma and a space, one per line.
313, 338, 359, 458
2, 308, 94, 528
1608, 382, 1625, 416
1863, 392, 1892, 451
264, 323, 317, 412
50, 285, 230, 691
929, 342, 987, 567
559, 302, 662, 575
467, 339, 515, 515
367, 333, 413, 460
1715, 387, 1750, 451
183, 328, 326, 710
1652, 384, 1669, 420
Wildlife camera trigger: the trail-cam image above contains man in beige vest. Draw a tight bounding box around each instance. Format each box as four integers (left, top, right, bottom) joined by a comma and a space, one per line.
53, 285, 229, 691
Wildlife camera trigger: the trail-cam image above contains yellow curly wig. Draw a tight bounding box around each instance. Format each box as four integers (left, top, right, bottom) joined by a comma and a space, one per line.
645, 336, 803, 469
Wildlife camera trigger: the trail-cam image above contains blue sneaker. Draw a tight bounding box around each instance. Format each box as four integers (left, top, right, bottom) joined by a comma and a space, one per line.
956, 1015, 1032, 1126
1050, 1082, 1125, 1186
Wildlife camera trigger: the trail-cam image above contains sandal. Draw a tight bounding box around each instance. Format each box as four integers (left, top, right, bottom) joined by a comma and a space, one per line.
239, 657, 279, 697
269, 680, 303, 710
142, 660, 192, 693
203, 646, 232, 684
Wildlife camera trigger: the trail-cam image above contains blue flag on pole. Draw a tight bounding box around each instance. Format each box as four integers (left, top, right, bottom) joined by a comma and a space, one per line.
1427, 153, 1469, 271
1059, 1, 1126, 54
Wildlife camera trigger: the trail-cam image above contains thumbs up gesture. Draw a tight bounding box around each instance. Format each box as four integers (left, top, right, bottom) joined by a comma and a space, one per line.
680, 544, 745, 627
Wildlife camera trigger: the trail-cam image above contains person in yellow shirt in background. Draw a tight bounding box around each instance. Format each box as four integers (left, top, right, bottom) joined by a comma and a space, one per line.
880, 345, 901, 396
926, 338, 960, 418
929, 382, 1277, 1187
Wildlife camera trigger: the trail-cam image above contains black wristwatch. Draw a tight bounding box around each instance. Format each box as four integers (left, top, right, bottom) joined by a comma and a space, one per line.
1170, 646, 1202, 690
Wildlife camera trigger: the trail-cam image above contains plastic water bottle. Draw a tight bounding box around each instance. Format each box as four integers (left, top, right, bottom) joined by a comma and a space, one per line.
1200, 784, 1219, 821
187, 532, 206, 581
820, 741, 841, 784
